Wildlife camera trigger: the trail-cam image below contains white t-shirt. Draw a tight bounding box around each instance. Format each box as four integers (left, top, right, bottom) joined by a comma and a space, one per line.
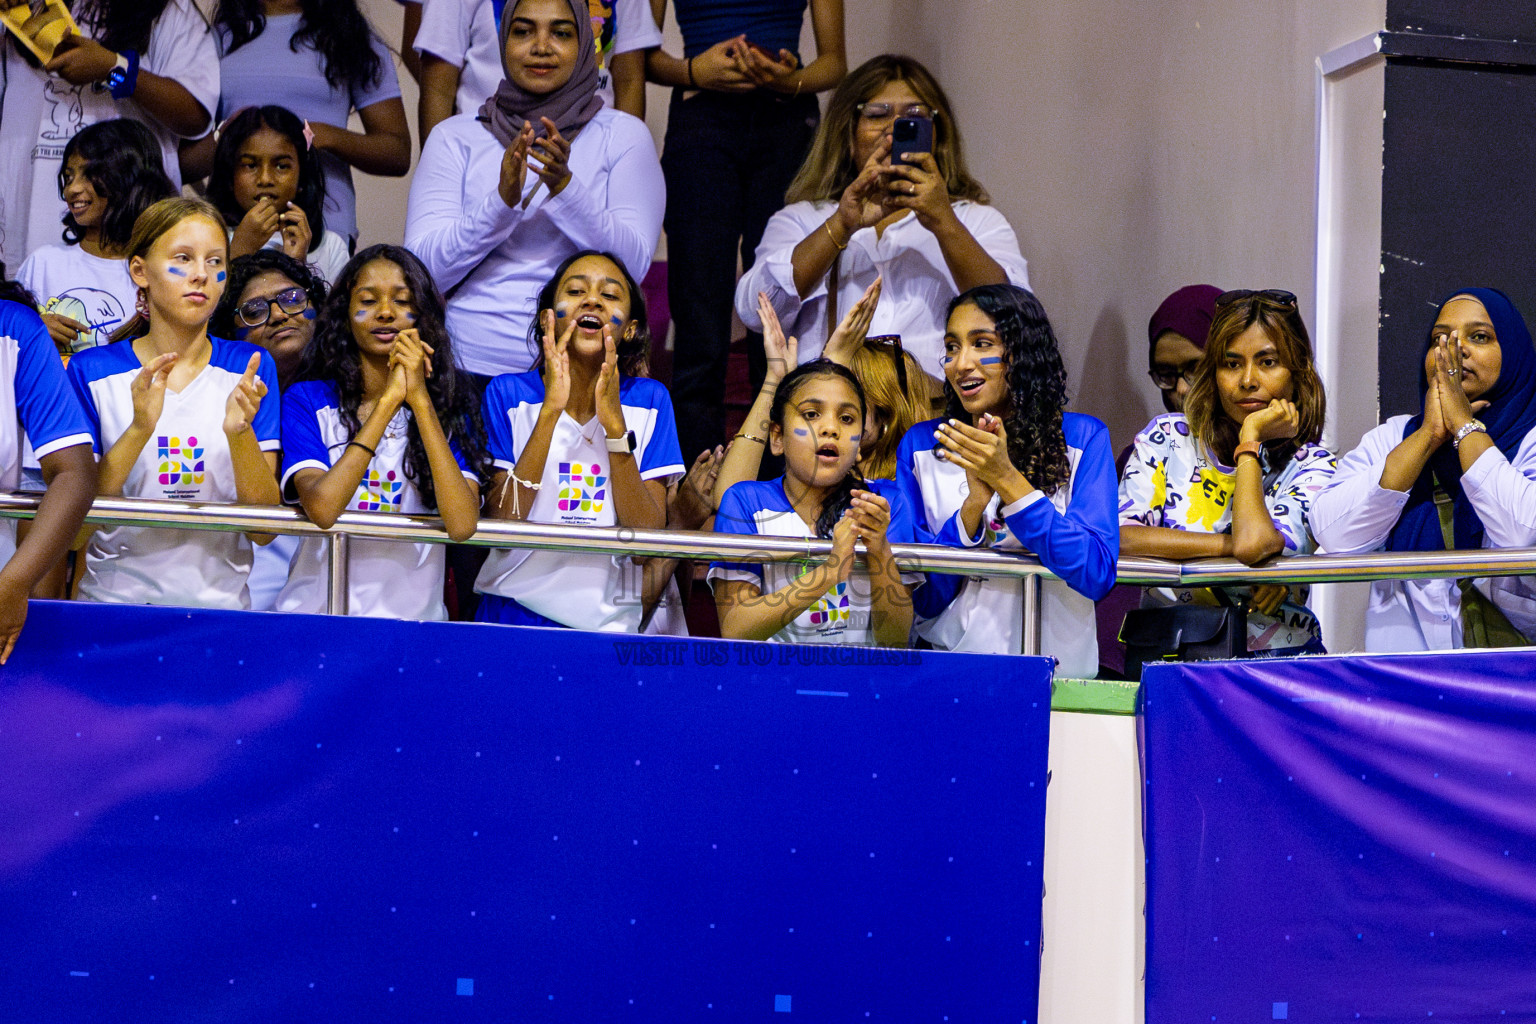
15, 243, 136, 351
257, 227, 350, 287
404, 107, 664, 376
0, 301, 94, 566
216, 13, 403, 242
708, 477, 921, 646
66, 337, 283, 610
275, 379, 478, 620
0, 0, 218, 272
474, 369, 683, 630
414, 0, 662, 125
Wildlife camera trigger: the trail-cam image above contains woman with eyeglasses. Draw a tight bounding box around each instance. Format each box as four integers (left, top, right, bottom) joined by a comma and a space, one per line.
736, 55, 1030, 408
208, 248, 325, 608
1118, 289, 1336, 656
1146, 284, 1221, 416
1311, 288, 1536, 651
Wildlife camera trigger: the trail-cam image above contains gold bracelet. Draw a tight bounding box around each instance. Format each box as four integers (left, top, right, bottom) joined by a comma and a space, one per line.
733, 432, 767, 445
824, 220, 848, 251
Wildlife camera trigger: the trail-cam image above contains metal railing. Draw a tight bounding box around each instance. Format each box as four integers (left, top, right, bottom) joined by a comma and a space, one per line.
8, 492, 1536, 656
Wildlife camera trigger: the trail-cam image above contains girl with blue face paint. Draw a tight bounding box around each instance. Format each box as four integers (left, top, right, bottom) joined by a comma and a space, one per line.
66, 196, 285, 610
711, 360, 919, 648
895, 284, 1119, 675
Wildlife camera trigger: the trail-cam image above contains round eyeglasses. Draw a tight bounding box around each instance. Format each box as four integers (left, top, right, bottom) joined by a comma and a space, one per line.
236, 286, 309, 328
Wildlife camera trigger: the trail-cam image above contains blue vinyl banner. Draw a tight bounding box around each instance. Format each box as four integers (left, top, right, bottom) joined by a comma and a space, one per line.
0, 602, 1051, 1023
1142, 652, 1536, 1022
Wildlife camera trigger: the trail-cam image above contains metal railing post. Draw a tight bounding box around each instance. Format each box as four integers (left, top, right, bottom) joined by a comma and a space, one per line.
326, 533, 349, 616
1021, 573, 1043, 657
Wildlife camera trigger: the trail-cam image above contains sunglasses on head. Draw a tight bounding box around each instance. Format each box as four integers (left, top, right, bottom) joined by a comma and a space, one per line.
865, 334, 909, 394
235, 285, 310, 328
1215, 289, 1297, 309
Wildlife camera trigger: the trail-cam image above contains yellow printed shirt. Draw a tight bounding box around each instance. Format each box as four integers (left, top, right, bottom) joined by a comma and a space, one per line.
1117, 413, 1338, 652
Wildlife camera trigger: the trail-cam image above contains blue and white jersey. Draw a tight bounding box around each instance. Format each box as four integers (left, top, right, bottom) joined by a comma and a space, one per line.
896, 413, 1119, 676
66, 337, 281, 609
474, 371, 684, 631
275, 379, 478, 620
0, 301, 93, 563
708, 477, 922, 646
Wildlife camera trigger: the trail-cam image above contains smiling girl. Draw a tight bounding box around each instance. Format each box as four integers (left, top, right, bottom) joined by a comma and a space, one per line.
711, 360, 918, 647
405, 0, 664, 378
896, 284, 1117, 675
207, 105, 349, 285
1119, 289, 1335, 656
474, 249, 683, 630
274, 245, 488, 619
65, 196, 283, 609
1312, 287, 1536, 650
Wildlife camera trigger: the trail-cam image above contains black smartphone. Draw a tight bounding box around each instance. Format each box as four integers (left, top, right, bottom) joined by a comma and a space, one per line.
892, 115, 934, 163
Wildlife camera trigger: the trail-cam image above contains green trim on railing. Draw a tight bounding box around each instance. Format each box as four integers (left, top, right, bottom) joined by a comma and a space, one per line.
1051, 678, 1140, 715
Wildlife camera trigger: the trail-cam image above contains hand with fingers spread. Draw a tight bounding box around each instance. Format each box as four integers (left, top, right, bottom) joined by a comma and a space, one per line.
131, 352, 178, 433
278, 203, 314, 262
232, 196, 283, 258
1237, 398, 1301, 446
881, 151, 952, 230
529, 117, 573, 199
499, 121, 536, 208
756, 291, 799, 387
823, 277, 883, 365
223, 352, 268, 437
832, 136, 894, 241
390, 327, 436, 410
540, 308, 575, 415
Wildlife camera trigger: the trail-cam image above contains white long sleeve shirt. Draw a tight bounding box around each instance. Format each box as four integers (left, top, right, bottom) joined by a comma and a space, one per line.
735, 200, 1030, 377
1310, 414, 1536, 651
404, 108, 664, 376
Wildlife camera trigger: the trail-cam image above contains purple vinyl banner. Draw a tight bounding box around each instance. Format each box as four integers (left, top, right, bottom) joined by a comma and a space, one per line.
1142, 652, 1536, 1022
0, 601, 1050, 1023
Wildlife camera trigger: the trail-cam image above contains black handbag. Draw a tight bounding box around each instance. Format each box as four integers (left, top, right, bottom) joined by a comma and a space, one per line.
1119, 597, 1247, 681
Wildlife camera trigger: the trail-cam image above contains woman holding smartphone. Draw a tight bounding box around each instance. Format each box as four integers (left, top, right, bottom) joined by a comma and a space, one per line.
735, 54, 1030, 396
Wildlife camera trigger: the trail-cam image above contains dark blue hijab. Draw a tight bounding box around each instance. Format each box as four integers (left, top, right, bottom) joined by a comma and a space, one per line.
1387, 287, 1536, 551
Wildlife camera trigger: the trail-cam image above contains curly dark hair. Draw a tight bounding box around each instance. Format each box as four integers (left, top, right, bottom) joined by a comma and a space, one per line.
770, 360, 867, 538
942, 284, 1071, 495
296, 244, 492, 507
73, 0, 176, 55
214, 0, 384, 94
0, 276, 36, 307
210, 247, 328, 340
58, 119, 176, 251
527, 249, 652, 378
206, 106, 328, 253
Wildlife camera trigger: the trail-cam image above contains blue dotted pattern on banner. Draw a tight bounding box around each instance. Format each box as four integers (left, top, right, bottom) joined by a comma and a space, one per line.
0, 602, 1051, 1022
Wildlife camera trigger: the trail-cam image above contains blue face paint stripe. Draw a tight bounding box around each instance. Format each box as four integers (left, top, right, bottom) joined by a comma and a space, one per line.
300, 308, 317, 320
165, 266, 187, 277
215, 271, 226, 283
792, 428, 810, 437
978, 357, 1003, 365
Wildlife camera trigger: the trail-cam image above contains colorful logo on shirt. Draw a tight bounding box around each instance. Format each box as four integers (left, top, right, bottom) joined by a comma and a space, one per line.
157, 435, 204, 487
353, 469, 404, 512
1184, 466, 1235, 532
588, 0, 616, 68
808, 581, 851, 631
558, 461, 607, 513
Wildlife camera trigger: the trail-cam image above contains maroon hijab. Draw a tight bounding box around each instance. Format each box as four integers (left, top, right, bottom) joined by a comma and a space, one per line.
1147, 284, 1222, 356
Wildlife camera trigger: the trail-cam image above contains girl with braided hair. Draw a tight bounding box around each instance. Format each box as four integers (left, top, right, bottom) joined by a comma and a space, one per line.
897, 284, 1118, 674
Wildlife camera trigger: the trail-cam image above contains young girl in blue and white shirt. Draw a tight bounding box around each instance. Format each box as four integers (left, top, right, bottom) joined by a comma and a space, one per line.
475, 249, 684, 631
711, 360, 919, 647
276, 244, 489, 619
67, 197, 282, 609
896, 284, 1118, 675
